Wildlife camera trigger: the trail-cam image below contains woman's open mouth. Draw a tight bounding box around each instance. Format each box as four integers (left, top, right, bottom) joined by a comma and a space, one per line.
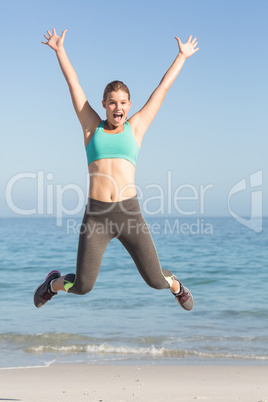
113, 112, 123, 123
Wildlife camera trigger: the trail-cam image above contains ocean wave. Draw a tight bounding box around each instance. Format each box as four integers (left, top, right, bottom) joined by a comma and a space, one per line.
26, 344, 167, 356
0, 332, 94, 345
25, 343, 268, 361
1, 333, 268, 361
2, 332, 268, 344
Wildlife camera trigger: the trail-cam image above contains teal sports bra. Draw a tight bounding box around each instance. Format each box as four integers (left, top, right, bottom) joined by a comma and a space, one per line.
86, 120, 139, 167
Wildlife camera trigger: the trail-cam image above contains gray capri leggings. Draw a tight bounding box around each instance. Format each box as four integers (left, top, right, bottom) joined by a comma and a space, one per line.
64, 195, 174, 294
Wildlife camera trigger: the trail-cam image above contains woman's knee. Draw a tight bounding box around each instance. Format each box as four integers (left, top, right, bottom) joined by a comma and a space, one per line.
69, 285, 93, 295
64, 274, 94, 295
70, 284, 93, 296
144, 276, 169, 290
69, 282, 94, 295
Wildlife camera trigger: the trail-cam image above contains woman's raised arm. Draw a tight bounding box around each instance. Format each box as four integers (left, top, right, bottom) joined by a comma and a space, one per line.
129, 35, 199, 144
42, 28, 101, 141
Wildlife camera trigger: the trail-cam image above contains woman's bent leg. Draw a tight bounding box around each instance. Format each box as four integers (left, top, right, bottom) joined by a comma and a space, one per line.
119, 219, 174, 289
64, 211, 112, 295
118, 213, 194, 310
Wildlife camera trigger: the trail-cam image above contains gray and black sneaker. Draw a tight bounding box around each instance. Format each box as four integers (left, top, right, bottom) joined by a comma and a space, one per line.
34, 270, 61, 308
172, 276, 194, 311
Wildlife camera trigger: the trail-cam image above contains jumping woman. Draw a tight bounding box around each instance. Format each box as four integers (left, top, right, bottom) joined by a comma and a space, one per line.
34, 28, 199, 311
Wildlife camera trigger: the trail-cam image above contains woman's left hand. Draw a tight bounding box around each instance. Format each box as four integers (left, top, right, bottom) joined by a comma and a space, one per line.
175, 35, 199, 59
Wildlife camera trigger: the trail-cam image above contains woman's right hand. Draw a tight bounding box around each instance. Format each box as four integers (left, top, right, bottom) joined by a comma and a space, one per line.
42, 28, 67, 52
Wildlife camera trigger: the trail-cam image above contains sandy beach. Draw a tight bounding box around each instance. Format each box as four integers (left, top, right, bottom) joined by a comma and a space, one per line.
0, 363, 267, 402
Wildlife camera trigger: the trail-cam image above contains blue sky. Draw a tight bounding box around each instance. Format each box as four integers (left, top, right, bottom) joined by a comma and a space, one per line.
1, 0, 267, 219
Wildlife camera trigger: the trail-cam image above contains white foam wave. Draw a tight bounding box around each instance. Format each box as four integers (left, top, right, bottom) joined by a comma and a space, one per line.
25, 343, 268, 360
26, 344, 167, 356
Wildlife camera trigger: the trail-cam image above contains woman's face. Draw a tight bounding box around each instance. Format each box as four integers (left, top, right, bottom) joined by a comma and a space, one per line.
102, 90, 131, 127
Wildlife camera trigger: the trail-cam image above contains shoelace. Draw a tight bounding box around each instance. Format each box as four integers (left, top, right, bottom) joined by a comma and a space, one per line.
40, 289, 54, 301
176, 288, 189, 303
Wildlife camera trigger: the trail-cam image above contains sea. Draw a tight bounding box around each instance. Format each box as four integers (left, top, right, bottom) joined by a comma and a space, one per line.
0, 215, 267, 369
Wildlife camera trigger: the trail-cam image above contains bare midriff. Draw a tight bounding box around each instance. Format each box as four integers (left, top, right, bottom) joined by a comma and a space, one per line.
88, 158, 136, 202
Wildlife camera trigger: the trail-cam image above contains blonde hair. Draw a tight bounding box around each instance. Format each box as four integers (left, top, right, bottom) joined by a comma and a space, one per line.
103, 80, 130, 101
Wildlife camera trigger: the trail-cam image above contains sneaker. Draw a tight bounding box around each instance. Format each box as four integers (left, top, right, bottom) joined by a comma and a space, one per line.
172, 276, 194, 311
34, 270, 61, 308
